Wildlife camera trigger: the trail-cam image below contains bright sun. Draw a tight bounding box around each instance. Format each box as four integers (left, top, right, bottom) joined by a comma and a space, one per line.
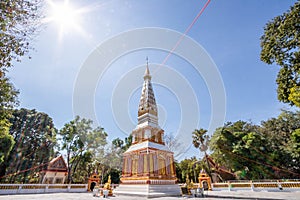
52, 3, 76, 26
45, 0, 83, 37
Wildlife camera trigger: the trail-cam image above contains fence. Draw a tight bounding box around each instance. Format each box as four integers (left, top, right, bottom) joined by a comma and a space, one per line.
1, 182, 300, 195
212, 181, 300, 192
0, 184, 88, 195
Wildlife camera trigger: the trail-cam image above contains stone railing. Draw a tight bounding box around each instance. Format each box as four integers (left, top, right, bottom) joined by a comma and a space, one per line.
212, 181, 300, 191
0, 184, 88, 195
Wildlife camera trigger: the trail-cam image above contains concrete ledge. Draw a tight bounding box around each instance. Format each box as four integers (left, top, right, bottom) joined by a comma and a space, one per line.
114, 184, 181, 198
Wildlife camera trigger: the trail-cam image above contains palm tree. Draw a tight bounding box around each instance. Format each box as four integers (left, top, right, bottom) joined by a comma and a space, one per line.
192, 129, 211, 176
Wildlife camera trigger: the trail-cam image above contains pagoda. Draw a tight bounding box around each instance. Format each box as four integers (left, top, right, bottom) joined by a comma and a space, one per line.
115, 62, 180, 197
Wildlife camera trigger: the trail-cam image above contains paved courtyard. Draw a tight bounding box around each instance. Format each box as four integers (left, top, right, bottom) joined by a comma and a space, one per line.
0, 191, 300, 200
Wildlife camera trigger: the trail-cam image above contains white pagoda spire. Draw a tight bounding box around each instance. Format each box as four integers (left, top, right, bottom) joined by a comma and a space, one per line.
137, 60, 158, 127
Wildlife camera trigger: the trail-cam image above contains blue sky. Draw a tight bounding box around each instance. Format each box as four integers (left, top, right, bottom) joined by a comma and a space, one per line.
9, 0, 297, 160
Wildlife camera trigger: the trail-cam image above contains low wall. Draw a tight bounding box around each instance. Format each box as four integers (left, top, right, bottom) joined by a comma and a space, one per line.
212, 181, 300, 192
0, 184, 88, 195
2, 182, 299, 195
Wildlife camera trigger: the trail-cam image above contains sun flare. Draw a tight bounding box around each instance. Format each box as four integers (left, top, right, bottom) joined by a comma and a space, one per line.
45, 0, 85, 38
51, 2, 77, 27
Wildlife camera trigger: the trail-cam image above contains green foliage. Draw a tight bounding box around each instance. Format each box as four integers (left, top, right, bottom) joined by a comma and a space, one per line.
1, 108, 57, 183
174, 161, 182, 183
0, 77, 18, 148
260, 110, 300, 173
112, 135, 132, 151
112, 138, 124, 149
192, 129, 209, 152
0, 129, 14, 164
59, 116, 108, 183
209, 110, 300, 180
0, 77, 18, 119
0, 0, 42, 72
102, 143, 123, 172
289, 86, 300, 107
0, 0, 41, 168
210, 121, 265, 179
124, 134, 133, 151
176, 157, 204, 183
99, 136, 132, 184
71, 151, 93, 183
192, 128, 211, 179
287, 129, 300, 162
260, 1, 300, 106
0, 1, 42, 181
102, 168, 121, 184
0, 69, 18, 180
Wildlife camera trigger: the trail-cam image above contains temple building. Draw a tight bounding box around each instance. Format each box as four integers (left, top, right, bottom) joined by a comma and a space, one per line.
115, 62, 180, 197
39, 155, 68, 184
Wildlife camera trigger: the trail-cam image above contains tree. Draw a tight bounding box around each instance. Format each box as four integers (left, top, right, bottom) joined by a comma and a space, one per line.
110, 137, 126, 172
112, 138, 124, 149
192, 129, 209, 153
260, 1, 300, 106
99, 145, 123, 184
59, 116, 107, 183
192, 129, 210, 175
174, 161, 182, 183
1, 108, 57, 183
209, 121, 271, 180
0, 0, 42, 72
0, 127, 14, 164
124, 134, 132, 151
209, 112, 300, 180
0, 77, 18, 167
0, 0, 42, 174
287, 129, 300, 167
289, 87, 300, 107
102, 136, 133, 184
177, 157, 204, 183
261, 110, 300, 177
70, 151, 93, 183
164, 133, 180, 153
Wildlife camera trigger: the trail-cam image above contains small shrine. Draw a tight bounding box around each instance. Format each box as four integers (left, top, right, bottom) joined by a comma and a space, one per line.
88, 171, 101, 191
198, 169, 212, 190
39, 155, 68, 184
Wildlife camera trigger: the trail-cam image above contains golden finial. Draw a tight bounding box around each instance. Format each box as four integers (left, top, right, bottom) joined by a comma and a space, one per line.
144, 57, 151, 79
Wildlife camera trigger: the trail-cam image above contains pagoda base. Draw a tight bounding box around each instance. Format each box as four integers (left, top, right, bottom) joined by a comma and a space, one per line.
114, 184, 181, 198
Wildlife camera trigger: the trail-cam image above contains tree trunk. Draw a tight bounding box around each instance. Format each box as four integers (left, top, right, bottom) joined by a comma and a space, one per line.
67, 149, 72, 184
72, 155, 82, 183
0, 162, 7, 182
204, 151, 214, 183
